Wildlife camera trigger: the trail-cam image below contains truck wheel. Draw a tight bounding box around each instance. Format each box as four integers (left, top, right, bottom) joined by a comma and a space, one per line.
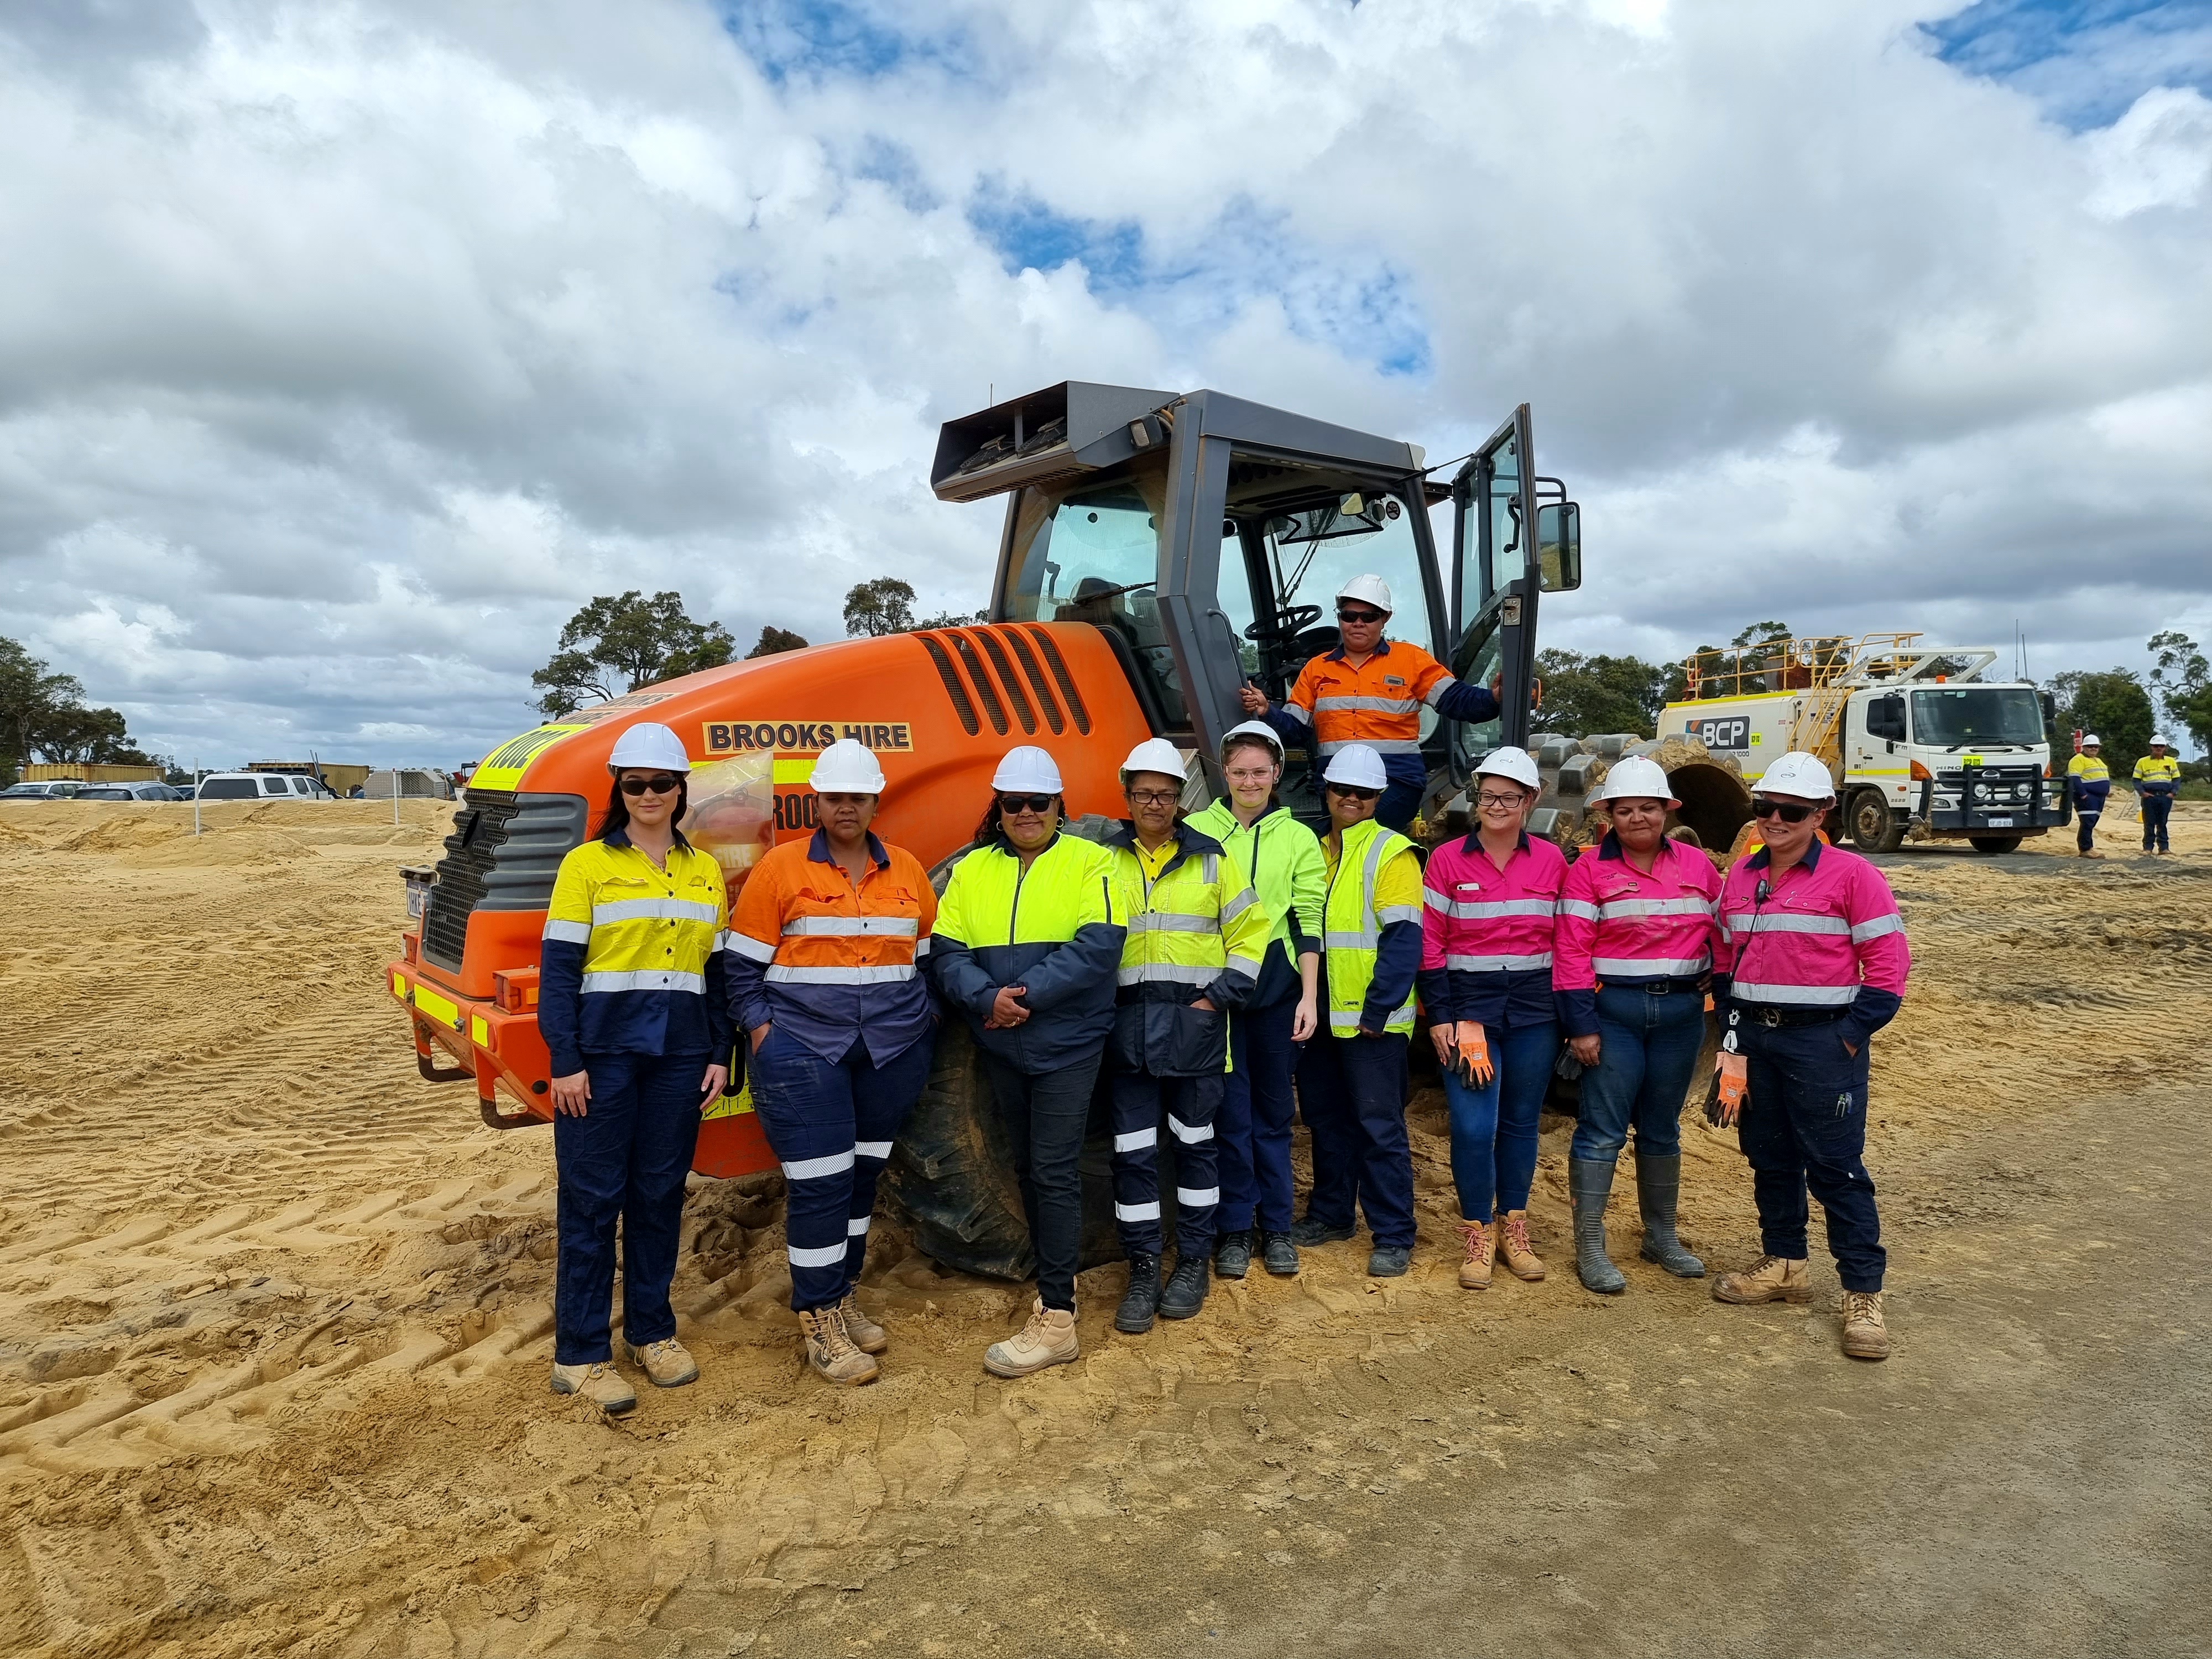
1969, 835, 2023, 854
1848, 790, 1905, 853
878, 1020, 1128, 1280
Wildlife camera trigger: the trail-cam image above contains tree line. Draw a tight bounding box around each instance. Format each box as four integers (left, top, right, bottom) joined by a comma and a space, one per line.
0, 637, 163, 784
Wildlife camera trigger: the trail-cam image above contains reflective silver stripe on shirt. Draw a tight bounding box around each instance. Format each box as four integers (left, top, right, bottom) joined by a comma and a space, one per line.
1225, 954, 1261, 980
1597, 897, 1715, 919
1850, 914, 1905, 942
542, 919, 592, 944
1325, 928, 1379, 951
1317, 737, 1423, 755
1114, 1127, 1157, 1152
1729, 980, 1858, 1006
1328, 1000, 1413, 1031
782, 915, 920, 937
707, 933, 726, 953
783, 1149, 855, 1180
1128, 911, 1219, 934
1444, 952, 1554, 972
1593, 954, 1711, 977
1376, 903, 1422, 925
1176, 1186, 1221, 1207
914, 935, 932, 957
847, 1215, 872, 1236
1114, 962, 1218, 986
1282, 702, 1313, 726
1167, 1115, 1213, 1144
1220, 888, 1257, 921
1733, 912, 1851, 936
764, 963, 917, 984
1432, 897, 1556, 921
1421, 677, 1459, 708
723, 930, 779, 963
1115, 1199, 1162, 1222
581, 969, 706, 994
854, 1140, 893, 1160
1313, 694, 1422, 715
1557, 898, 1601, 922
787, 1240, 847, 1268
593, 897, 721, 925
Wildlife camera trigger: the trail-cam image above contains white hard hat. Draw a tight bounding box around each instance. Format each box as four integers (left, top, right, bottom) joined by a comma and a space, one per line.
1120, 737, 1188, 786
2081, 733, 2101, 747
1323, 744, 1389, 790
1758, 751, 1837, 801
607, 722, 691, 774
1220, 719, 1285, 764
1589, 754, 1678, 807
1473, 747, 1541, 792
992, 745, 1063, 794
809, 738, 885, 795
1337, 573, 1394, 614
2150, 732, 2169, 746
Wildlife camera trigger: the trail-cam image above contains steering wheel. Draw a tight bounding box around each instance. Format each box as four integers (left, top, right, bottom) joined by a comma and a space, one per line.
1245, 604, 1324, 646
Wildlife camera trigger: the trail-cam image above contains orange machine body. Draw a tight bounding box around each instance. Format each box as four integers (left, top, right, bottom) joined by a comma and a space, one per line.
387, 622, 1154, 1176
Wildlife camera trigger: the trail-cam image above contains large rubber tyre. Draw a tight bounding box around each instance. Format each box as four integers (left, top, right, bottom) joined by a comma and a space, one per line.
877, 1020, 1136, 1280
1848, 789, 1906, 854
1969, 835, 2023, 854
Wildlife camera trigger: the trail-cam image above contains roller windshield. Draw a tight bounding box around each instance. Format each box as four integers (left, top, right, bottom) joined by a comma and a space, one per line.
1910, 687, 2044, 748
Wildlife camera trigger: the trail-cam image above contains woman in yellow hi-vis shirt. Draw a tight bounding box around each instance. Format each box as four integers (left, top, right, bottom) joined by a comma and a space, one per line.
2067, 735, 2111, 859
2135, 734, 2180, 854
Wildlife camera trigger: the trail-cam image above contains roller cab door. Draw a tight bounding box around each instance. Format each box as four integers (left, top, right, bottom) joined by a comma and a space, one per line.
1448, 404, 1538, 776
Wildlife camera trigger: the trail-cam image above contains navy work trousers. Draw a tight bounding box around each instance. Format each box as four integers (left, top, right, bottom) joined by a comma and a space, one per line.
1570, 986, 1705, 1164
1296, 1030, 1414, 1249
553, 1050, 707, 1365
1736, 1018, 1886, 1292
2142, 794, 2173, 852
1111, 1070, 1222, 1258
1220, 995, 1301, 1233
1439, 1020, 1557, 1219
1376, 779, 1422, 836
2077, 807, 2101, 853
747, 1026, 933, 1312
979, 1049, 1101, 1312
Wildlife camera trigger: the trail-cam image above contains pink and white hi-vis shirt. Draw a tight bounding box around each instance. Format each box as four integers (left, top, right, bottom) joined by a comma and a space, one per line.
1713, 839, 1910, 1042
1553, 834, 1722, 1037
1417, 832, 1569, 1029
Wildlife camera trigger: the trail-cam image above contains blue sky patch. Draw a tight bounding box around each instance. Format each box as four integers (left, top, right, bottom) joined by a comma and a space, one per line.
1922, 0, 2212, 129
720, 0, 975, 87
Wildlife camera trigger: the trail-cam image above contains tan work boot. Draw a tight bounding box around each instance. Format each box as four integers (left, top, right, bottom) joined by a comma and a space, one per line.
550, 1361, 637, 1413
1841, 1290, 1890, 1360
1457, 1219, 1494, 1290
1713, 1253, 1812, 1305
983, 1298, 1081, 1378
837, 1292, 888, 1355
798, 1305, 880, 1386
627, 1337, 699, 1388
2078, 848, 2104, 859
1497, 1209, 1547, 1281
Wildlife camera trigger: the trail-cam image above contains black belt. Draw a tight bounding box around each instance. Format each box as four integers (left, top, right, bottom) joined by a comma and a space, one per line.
1734, 1004, 1845, 1028
1608, 977, 1705, 996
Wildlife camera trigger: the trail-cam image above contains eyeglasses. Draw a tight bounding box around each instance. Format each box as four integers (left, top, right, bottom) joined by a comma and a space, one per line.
1327, 782, 1381, 802
619, 773, 681, 796
1476, 791, 1525, 809
1749, 798, 1818, 823
1128, 789, 1180, 807
998, 793, 1055, 814
1335, 607, 1387, 626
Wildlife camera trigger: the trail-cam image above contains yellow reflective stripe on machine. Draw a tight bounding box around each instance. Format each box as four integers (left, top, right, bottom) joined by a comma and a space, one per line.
391, 971, 407, 1000
773, 758, 815, 784
470, 1015, 491, 1047
413, 984, 465, 1030
471, 723, 587, 792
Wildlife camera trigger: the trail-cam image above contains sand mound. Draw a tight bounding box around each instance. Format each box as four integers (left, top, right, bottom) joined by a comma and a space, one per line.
130, 827, 314, 868
54, 813, 192, 854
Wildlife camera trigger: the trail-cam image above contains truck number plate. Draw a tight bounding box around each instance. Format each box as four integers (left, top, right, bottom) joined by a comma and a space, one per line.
1986, 816, 2013, 827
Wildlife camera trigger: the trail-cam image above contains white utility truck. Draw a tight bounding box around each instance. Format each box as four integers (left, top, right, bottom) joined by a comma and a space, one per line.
1660, 632, 2062, 854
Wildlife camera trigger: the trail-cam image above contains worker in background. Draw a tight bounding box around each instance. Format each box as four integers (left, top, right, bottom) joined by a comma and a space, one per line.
725, 739, 936, 1389
2135, 733, 2180, 855
1104, 738, 1273, 1331
539, 723, 732, 1415
2068, 734, 2110, 859
1185, 721, 1324, 1280
1238, 575, 1499, 833
1552, 757, 1721, 1293
931, 747, 1126, 1379
1417, 747, 1567, 1291
1294, 743, 1425, 1276
1709, 752, 1911, 1362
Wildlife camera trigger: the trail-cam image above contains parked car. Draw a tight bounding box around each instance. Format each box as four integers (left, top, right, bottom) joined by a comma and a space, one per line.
76, 782, 189, 802
0, 780, 85, 801
195, 771, 336, 801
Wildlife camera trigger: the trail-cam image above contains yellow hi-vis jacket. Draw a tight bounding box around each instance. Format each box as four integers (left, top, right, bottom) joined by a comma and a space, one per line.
1321, 817, 1422, 1036
1105, 820, 1273, 1076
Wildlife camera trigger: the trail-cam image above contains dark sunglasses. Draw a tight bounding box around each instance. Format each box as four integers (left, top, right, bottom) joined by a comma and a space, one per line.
998, 793, 1056, 814
1750, 798, 1818, 823
619, 773, 681, 796
1327, 782, 1381, 802
1335, 607, 1387, 625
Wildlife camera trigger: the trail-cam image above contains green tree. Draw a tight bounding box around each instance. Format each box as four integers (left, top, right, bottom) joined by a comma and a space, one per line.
915, 609, 984, 630
745, 625, 810, 659
2148, 629, 2212, 757
1535, 649, 1670, 738
531, 591, 735, 718
0, 635, 153, 766
844, 577, 917, 637
2048, 668, 2155, 777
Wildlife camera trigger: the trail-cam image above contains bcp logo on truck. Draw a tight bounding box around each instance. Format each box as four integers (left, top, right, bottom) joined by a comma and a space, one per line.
1681, 715, 1749, 751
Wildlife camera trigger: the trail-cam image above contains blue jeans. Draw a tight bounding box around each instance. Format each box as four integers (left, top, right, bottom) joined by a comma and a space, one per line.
1570, 985, 1706, 1164
1222, 995, 1300, 1233
553, 1051, 708, 1364
747, 1027, 935, 1311
1296, 1031, 1414, 1248
1440, 1020, 1557, 1220
1737, 1018, 1885, 1292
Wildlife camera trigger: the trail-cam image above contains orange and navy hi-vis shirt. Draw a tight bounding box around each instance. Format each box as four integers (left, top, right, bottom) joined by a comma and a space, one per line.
1267, 639, 1499, 787
723, 829, 937, 1066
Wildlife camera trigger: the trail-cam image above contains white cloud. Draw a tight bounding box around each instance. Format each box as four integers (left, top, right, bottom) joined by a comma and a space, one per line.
2085, 85, 2212, 217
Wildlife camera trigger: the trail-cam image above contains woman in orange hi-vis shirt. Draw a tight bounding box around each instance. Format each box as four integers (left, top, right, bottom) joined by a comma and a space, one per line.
723, 739, 937, 1389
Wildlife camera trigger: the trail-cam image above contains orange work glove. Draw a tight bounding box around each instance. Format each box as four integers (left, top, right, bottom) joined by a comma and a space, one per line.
1714, 1051, 1748, 1125
1454, 1021, 1494, 1088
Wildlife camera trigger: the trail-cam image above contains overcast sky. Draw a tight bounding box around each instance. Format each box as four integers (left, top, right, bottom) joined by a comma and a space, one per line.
3, 0, 2208, 766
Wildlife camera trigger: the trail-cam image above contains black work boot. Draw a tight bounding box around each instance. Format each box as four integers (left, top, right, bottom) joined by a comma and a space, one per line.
1160, 1253, 1211, 1319
1635, 1152, 1705, 1277
1115, 1253, 1162, 1334
1260, 1230, 1300, 1276
1569, 1157, 1627, 1294
1213, 1229, 1253, 1280
1367, 1244, 1411, 1276
1289, 1214, 1355, 1247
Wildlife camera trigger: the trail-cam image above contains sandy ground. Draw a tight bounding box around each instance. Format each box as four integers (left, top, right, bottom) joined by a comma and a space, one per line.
1, 800, 2208, 1657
